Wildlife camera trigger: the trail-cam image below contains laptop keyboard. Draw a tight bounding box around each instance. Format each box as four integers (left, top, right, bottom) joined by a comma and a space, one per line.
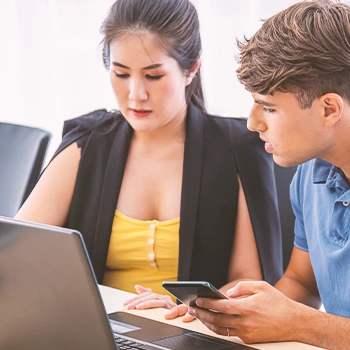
114, 335, 147, 349
113, 334, 168, 350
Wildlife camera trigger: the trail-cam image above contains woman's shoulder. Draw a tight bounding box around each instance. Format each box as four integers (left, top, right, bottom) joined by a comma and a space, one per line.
203, 113, 260, 146
51, 109, 124, 161
62, 108, 121, 138
208, 114, 247, 129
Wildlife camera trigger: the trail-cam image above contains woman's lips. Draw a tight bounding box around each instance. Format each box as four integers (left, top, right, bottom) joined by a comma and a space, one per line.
130, 108, 152, 118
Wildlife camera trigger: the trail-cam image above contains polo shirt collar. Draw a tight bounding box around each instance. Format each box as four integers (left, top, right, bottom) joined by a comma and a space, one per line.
312, 158, 349, 192
312, 158, 333, 183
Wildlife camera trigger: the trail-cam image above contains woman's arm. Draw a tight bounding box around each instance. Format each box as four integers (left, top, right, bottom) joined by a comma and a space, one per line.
15, 142, 81, 226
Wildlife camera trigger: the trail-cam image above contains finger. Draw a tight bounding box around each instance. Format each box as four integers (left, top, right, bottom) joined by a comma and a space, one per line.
227, 280, 269, 297
188, 308, 242, 338
136, 299, 174, 310
135, 284, 152, 294
188, 306, 239, 329
123, 295, 145, 306
199, 319, 238, 338
123, 292, 152, 306
195, 297, 245, 315
127, 294, 176, 310
182, 312, 196, 323
124, 294, 158, 309
165, 304, 188, 319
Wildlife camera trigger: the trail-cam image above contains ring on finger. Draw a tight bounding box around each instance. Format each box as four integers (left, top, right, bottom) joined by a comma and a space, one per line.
227, 327, 230, 337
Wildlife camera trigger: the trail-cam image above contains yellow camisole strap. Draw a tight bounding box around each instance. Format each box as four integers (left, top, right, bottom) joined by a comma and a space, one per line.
103, 210, 180, 298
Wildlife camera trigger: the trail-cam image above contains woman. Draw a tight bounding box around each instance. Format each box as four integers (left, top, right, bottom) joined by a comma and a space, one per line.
16, 0, 282, 321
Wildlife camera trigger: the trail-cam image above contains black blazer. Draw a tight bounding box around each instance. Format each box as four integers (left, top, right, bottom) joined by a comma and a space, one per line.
52, 103, 282, 286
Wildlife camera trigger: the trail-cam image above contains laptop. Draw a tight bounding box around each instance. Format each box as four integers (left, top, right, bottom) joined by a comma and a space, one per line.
0, 216, 257, 350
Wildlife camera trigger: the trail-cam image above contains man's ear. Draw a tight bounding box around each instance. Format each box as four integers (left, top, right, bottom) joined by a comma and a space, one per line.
320, 93, 344, 127
185, 59, 200, 86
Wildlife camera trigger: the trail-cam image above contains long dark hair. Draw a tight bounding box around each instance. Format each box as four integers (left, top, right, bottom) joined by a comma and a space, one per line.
100, 0, 205, 112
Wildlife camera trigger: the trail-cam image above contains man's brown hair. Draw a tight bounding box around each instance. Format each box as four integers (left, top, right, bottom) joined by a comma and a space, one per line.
237, 0, 350, 108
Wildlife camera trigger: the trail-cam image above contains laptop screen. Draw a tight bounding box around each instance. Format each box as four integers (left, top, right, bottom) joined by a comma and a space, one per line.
0, 217, 116, 350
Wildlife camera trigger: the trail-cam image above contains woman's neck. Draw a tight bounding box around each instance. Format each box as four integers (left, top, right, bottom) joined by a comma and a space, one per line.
131, 111, 187, 149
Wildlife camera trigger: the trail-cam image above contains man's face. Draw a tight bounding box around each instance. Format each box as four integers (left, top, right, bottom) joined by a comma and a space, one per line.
247, 91, 330, 167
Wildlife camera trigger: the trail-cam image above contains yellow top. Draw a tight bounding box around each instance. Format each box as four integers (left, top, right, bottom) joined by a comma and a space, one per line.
103, 210, 180, 298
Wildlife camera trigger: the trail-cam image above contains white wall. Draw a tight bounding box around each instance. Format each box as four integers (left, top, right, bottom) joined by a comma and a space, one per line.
0, 0, 299, 161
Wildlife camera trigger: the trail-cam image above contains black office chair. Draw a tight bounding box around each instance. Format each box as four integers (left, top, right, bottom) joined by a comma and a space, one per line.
274, 163, 298, 271
0, 122, 51, 217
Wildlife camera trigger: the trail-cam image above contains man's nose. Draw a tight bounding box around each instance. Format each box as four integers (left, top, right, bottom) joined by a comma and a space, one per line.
247, 105, 266, 132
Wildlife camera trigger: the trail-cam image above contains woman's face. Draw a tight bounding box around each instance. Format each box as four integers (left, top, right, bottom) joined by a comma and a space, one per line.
109, 32, 193, 134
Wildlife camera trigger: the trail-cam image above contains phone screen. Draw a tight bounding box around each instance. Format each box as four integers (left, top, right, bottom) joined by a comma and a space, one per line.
162, 281, 227, 307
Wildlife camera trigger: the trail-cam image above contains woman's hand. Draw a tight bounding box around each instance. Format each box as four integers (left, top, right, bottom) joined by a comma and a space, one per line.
123, 285, 177, 310
123, 285, 196, 322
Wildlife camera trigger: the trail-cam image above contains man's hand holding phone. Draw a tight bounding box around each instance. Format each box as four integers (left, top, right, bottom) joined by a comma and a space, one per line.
162, 281, 226, 317
162, 281, 227, 322
162, 281, 227, 306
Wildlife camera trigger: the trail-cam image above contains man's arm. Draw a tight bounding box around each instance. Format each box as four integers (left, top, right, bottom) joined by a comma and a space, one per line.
188, 247, 350, 349
275, 247, 321, 308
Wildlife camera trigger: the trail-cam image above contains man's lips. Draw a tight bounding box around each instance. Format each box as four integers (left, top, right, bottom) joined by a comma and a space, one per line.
259, 136, 274, 153
264, 141, 274, 153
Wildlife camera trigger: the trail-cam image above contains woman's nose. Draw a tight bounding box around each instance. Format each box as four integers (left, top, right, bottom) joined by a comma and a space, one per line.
128, 78, 148, 101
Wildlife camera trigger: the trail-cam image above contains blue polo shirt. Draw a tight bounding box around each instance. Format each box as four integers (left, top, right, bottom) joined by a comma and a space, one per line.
290, 158, 350, 317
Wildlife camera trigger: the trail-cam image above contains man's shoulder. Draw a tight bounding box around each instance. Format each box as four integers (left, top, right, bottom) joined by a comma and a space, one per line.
297, 158, 333, 184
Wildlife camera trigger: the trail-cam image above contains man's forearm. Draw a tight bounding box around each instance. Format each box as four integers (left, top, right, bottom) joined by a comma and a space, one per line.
275, 275, 321, 309
295, 304, 350, 350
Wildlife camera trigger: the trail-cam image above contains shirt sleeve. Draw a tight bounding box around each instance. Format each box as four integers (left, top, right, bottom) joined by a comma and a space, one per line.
53, 109, 109, 158
290, 165, 309, 252
38, 109, 111, 179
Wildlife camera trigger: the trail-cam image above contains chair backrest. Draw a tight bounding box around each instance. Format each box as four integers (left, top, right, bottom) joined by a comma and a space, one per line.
0, 122, 51, 217
274, 163, 298, 271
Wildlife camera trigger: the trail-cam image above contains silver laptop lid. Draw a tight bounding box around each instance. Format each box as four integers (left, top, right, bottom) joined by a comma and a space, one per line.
0, 216, 117, 350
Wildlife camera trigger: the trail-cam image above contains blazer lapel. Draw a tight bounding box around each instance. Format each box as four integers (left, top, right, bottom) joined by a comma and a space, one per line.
178, 103, 204, 281
92, 118, 132, 282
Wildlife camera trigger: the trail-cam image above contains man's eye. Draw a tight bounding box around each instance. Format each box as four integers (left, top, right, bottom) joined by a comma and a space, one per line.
146, 75, 163, 81
263, 107, 275, 113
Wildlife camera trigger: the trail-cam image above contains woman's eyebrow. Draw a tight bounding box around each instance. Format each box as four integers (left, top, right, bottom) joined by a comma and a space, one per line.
112, 62, 164, 70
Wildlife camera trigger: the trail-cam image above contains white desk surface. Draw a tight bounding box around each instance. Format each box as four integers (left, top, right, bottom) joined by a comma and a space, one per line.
98, 285, 324, 350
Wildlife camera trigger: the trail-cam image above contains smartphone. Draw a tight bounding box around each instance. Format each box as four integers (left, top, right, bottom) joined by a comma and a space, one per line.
162, 281, 227, 307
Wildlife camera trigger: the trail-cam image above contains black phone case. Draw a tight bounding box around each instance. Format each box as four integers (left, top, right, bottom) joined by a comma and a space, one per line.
162, 281, 227, 306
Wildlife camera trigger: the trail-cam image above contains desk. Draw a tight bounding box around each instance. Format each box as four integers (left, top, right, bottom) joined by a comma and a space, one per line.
98, 285, 324, 350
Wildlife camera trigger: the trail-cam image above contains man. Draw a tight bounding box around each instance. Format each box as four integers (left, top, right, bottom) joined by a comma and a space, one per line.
188, 1, 350, 349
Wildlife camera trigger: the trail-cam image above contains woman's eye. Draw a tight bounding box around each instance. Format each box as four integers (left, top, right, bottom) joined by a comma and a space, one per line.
146, 74, 163, 81
115, 73, 129, 79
